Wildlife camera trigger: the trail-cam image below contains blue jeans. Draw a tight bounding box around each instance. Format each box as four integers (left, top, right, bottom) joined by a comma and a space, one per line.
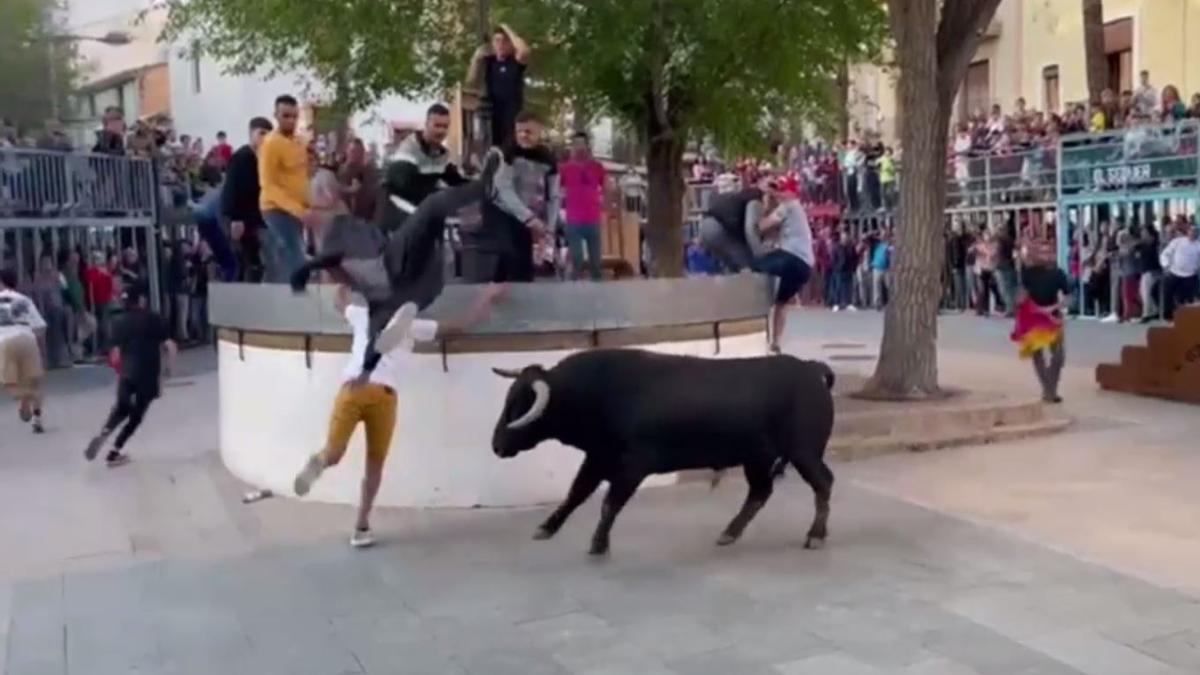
194, 203, 238, 282
262, 209, 306, 283
564, 224, 603, 281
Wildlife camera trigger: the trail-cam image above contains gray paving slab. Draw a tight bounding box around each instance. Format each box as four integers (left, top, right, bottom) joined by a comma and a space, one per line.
3, 313, 1200, 675
4, 480, 1197, 675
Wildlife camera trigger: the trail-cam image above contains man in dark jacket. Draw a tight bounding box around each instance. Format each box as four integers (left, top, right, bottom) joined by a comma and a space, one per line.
699, 179, 767, 272
220, 117, 273, 282
377, 103, 467, 234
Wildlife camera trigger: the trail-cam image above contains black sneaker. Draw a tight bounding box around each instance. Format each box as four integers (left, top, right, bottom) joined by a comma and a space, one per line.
105, 452, 131, 468
480, 147, 503, 194
85, 431, 111, 461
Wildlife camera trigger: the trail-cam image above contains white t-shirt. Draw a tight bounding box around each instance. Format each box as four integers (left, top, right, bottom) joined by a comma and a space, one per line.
771, 199, 815, 267
0, 289, 47, 345
342, 305, 438, 390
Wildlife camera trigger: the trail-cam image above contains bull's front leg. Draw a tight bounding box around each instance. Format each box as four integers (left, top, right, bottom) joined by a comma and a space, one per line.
589, 471, 645, 557
717, 461, 774, 546
535, 457, 603, 540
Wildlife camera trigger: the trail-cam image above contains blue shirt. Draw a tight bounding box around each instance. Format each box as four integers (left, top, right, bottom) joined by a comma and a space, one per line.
871, 241, 891, 270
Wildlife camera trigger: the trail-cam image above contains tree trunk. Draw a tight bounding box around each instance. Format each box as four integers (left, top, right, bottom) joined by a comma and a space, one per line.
864, 0, 945, 398
1082, 0, 1108, 104
865, 0, 1002, 399
835, 58, 851, 142
644, 134, 686, 277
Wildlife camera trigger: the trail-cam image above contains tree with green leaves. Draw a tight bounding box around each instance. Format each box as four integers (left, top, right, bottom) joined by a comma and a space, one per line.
863, 0, 1003, 399
159, 0, 480, 114
0, 0, 78, 132
161, 0, 887, 276
500, 0, 887, 275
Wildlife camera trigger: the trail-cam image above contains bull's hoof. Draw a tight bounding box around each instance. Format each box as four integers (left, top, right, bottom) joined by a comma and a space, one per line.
532, 526, 555, 540
803, 536, 826, 550
588, 542, 610, 557
715, 532, 739, 546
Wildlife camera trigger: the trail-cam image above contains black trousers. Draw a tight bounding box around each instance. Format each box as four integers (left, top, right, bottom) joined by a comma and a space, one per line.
104, 378, 159, 450
1163, 273, 1199, 321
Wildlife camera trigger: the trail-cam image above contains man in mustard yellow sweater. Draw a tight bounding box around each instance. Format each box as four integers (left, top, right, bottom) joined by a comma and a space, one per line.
258, 94, 310, 282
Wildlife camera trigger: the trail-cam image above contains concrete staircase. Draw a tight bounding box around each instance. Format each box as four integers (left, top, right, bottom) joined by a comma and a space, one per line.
1095, 306, 1200, 404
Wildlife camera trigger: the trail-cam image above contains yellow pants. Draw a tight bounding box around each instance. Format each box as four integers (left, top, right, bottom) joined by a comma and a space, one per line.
322, 383, 397, 470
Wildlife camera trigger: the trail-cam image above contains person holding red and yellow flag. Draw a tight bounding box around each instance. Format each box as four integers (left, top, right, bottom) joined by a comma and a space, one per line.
1010, 240, 1071, 403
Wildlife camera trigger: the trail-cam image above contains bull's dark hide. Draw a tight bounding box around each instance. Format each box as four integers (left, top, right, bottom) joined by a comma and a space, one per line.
492, 348, 836, 556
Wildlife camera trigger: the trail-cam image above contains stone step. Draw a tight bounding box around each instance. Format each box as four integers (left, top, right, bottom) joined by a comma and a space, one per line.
829, 416, 1073, 461
833, 398, 1047, 438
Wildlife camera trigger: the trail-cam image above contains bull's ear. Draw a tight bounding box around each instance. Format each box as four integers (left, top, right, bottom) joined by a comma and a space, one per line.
492, 367, 522, 379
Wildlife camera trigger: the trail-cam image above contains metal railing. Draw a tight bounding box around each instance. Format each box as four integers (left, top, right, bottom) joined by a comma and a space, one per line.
0, 148, 157, 226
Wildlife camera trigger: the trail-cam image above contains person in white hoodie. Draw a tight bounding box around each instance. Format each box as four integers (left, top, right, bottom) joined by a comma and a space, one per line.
0, 268, 47, 433
1159, 224, 1200, 321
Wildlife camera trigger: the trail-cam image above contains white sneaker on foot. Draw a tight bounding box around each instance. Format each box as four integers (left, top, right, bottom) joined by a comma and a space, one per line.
374, 302, 419, 354
293, 453, 326, 497
832, 306, 841, 312
350, 528, 376, 548
1100, 313, 1119, 323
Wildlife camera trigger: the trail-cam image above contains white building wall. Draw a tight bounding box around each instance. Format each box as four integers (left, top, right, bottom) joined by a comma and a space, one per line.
168, 49, 435, 151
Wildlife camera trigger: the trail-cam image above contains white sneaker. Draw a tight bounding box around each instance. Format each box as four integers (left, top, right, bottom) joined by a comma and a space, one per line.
350, 528, 376, 548
1100, 313, 1119, 324
832, 306, 841, 312
848, 305, 858, 312
374, 302, 419, 354
293, 453, 326, 497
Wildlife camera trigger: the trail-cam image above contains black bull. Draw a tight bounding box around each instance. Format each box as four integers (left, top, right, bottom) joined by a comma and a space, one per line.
491, 349, 836, 556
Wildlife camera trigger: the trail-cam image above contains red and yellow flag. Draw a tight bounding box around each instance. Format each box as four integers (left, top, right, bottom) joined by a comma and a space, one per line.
1010, 298, 1062, 359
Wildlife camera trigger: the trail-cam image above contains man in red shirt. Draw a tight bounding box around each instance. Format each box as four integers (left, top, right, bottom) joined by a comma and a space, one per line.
210, 131, 234, 169
83, 252, 115, 353
559, 131, 607, 281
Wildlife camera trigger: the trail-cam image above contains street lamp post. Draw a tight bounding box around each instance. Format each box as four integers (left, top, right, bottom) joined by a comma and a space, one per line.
38, 31, 133, 120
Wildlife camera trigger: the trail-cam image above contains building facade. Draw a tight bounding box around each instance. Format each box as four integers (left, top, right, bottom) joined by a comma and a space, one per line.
848, 0, 1200, 145
64, 0, 171, 148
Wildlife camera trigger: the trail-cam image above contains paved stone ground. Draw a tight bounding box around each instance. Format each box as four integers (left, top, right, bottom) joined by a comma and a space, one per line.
2, 312, 1199, 675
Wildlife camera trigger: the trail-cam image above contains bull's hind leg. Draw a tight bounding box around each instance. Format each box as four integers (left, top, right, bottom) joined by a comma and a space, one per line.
535, 458, 603, 540
588, 472, 645, 556
716, 461, 774, 546
791, 457, 834, 549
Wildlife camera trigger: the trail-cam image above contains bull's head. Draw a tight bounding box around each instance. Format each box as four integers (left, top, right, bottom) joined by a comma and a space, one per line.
491, 365, 552, 458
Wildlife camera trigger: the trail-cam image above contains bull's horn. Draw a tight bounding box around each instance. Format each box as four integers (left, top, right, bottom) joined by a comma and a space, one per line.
507, 380, 550, 429
492, 367, 522, 379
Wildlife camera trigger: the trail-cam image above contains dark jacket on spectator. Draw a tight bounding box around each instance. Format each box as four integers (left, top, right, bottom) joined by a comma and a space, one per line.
220, 145, 263, 230
92, 131, 125, 156
378, 132, 466, 234
947, 233, 970, 270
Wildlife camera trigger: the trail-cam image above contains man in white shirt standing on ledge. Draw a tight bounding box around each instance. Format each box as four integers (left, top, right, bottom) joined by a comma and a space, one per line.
293, 283, 505, 548
1159, 223, 1200, 322
0, 268, 48, 434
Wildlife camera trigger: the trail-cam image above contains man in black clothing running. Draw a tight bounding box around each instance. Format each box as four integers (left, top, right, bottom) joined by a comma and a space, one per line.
84, 285, 177, 467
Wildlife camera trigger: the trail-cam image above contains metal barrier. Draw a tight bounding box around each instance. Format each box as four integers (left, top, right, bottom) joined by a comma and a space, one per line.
946, 145, 1059, 212
1, 148, 163, 326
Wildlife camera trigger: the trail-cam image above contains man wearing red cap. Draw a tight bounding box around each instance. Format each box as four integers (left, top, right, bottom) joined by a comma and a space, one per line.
751, 176, 815, 353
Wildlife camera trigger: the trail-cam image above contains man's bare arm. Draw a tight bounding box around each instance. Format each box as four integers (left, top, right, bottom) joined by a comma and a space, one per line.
500, 24, 531, 63
435, 284, 506, 337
